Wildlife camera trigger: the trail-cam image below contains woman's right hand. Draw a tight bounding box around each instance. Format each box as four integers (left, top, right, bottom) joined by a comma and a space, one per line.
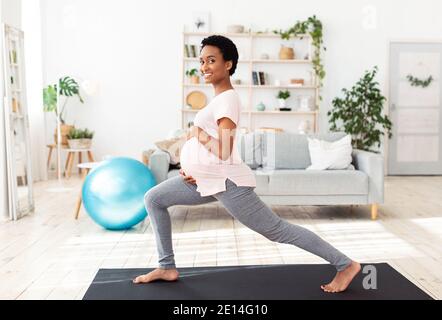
179, 169, 196, 184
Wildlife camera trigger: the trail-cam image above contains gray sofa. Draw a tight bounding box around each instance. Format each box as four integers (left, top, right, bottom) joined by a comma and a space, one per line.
147, 131, 383, 220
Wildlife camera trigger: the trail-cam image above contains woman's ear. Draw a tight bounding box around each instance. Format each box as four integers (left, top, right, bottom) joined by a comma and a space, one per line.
225, 61, 232, 71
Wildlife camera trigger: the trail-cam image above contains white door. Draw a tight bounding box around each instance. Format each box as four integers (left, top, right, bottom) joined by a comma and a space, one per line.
388, 42, 442, 175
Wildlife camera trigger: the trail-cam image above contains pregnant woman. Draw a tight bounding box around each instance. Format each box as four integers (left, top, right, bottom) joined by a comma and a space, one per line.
133, 35, 361, 293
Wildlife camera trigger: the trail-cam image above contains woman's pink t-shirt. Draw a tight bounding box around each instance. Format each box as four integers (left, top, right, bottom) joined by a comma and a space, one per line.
180, 89, 256, 196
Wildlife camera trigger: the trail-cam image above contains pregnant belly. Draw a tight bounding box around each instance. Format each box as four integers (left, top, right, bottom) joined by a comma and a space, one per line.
180, 138, 219, 177
180, 137, 244, 179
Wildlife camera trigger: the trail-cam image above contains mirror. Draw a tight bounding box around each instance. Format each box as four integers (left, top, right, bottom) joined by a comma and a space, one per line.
2, 24, 34, 220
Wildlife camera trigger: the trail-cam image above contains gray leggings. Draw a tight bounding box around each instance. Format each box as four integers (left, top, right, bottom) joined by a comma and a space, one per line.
144, 176, 352, 271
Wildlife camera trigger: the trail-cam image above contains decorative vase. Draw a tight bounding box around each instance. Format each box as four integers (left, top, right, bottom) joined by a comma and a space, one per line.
256, 102, 266, 111
298, 120, 311, 134
299, 96, 312, 111
260, 53, 270, 60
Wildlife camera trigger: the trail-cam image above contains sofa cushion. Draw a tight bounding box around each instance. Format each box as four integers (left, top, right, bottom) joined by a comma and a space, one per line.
262, 131, 348, 169
307, 134, 353, 170
252, 170, 269, 195
238, 131, 263, 169
255, 169, 368, 196
155, 137, 185, 165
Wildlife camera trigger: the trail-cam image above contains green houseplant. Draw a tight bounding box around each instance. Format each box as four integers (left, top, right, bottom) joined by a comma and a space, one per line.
277, 90, 291, 109
43, 76, 85, 145
185, 68, 200, 84
43, 76, 84, 124
327, 66, 393, 152
67, 127, 94, 149
273, 15, 326, 96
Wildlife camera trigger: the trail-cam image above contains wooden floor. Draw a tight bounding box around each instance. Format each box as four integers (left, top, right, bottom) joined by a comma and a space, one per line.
1, 175, 441, 300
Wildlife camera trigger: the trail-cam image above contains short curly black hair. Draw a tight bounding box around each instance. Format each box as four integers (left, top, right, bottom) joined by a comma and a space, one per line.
200, 35, 238, 76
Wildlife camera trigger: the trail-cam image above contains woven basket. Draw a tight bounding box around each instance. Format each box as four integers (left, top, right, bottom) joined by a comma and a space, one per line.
54, 124, 74, 146
279, 46, 295, 60
67, 139, 92, 149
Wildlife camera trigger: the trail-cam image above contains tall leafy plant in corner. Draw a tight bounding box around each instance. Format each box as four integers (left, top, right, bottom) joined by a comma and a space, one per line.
273, 15, 326, 94
327, 66, 393, 153
43, 76, 84, 124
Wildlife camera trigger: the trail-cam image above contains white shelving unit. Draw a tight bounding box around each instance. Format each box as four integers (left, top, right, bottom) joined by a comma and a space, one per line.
181, 31, 320, 133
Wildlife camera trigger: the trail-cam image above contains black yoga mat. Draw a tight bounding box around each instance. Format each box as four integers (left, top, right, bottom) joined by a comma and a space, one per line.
83, 263, 433, 300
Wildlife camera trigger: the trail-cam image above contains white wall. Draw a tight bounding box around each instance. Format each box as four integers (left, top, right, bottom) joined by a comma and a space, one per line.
39, 0, 442, 161
0, 0, 22, 220
22, 0, 46, 182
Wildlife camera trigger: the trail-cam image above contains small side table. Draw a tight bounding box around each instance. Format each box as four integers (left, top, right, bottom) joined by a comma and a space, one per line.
74, 161, 102, 219
65, 148, 95, 179
47, 144, 96, 179
47, 144, 66, 177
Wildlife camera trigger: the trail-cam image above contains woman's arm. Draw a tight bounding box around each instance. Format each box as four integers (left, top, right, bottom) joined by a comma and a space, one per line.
190, 117, 236, 161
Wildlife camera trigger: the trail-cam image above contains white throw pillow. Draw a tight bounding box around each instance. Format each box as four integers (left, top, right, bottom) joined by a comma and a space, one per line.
306, 134, 353, 170
155, 137, 186, 165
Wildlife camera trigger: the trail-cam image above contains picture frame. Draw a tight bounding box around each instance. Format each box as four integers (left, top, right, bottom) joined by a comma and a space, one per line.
192, 12, 211, 32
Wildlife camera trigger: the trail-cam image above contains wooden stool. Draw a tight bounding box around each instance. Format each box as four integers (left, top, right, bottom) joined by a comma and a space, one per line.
47, 144, 95, 178
74, 161, 102, 219
47, 144, 56, 169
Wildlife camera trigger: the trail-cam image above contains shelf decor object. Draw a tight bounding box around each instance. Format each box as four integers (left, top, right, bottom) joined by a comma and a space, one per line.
186, 90, 207, 109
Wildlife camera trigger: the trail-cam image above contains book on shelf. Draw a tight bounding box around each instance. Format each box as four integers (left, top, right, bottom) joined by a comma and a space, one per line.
252, 71, 259, 85
257, 127, 284, 133
252, 71, 267, 85
184, 44, 190, 58
258, 72, 266, 85
190, 45, 197, 58
184, 44, 198, 58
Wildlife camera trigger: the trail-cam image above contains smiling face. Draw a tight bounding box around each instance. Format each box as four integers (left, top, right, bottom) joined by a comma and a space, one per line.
199, 45, 232, 84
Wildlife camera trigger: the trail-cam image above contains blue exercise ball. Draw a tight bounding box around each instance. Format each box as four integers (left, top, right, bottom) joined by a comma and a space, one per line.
82, 157, 157, 230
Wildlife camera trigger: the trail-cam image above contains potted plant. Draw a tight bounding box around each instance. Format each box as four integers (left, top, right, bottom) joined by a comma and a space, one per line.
328, 66, 393, 152
277, 90, 291, 110
67, 127, 94, 149
43, 76, 85, 145
273, 15, 326, 98
185, 68, 200, 84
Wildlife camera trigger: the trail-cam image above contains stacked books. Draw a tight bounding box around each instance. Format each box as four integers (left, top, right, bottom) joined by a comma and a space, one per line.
184, 44, 199, 58
252, 71, 268, 85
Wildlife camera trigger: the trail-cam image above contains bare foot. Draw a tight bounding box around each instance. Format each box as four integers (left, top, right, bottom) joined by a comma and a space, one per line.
321, 261, 361, 293
133, 268, 179, 284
